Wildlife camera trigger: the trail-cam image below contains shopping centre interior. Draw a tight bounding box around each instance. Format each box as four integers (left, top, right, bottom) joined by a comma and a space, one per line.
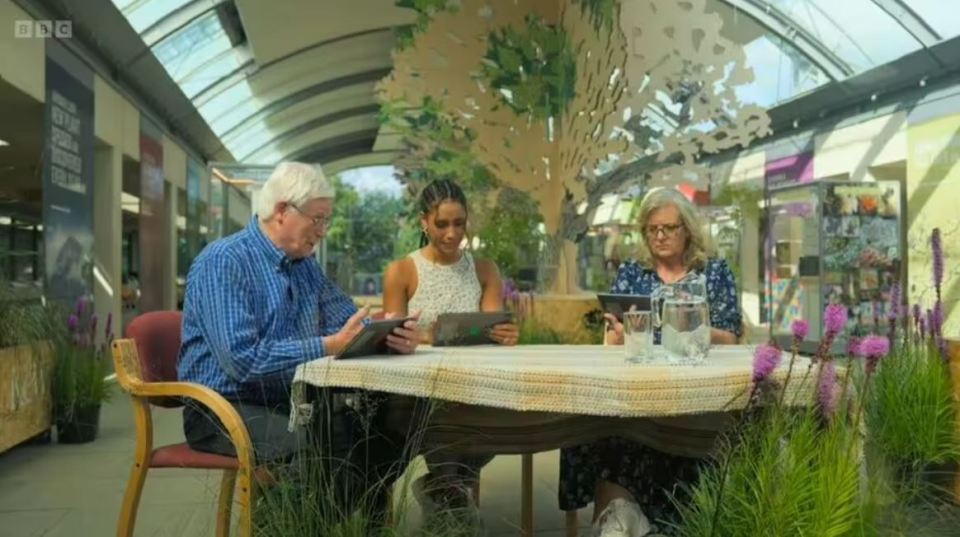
1, 0, 959, 536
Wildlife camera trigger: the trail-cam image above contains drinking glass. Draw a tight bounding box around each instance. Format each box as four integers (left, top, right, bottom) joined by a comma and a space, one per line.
623, 310, 653, 363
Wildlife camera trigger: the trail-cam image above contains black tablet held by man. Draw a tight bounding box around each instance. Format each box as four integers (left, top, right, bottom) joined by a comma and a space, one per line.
596, 293, 652, 321
337, 317, 414, 359
433, 311, 513, 346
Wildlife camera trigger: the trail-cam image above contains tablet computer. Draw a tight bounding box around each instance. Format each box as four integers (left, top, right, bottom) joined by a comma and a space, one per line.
596, 293, 651, 321
433, 311, 513, 346
336, 317, 412, 359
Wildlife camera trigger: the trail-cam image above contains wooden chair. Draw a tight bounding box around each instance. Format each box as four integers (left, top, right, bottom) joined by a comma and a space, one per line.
112, 312, 255, 537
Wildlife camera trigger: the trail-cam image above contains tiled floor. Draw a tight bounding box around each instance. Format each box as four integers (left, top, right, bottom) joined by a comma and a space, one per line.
0, 396, 593, 536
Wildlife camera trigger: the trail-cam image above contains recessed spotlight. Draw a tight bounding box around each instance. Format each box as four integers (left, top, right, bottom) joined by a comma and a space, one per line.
870, 94, 878, 102
919, 78, 927, 88
792, 119, 799, 129
0, 139, 9, 147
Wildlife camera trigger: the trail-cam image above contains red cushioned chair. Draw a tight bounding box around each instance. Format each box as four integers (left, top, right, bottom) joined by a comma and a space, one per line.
112, 312, 255, 537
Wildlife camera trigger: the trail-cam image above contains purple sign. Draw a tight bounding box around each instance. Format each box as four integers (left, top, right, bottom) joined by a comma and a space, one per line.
765, 152, 813, 190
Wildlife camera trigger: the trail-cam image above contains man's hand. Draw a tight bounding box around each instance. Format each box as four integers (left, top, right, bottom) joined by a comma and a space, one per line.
324, 306, 369, 357
604, 313, 624, 345
385, 311, 420, 354
489, 322, 520, 346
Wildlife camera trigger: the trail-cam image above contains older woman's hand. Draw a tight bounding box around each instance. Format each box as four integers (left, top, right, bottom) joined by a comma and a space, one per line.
603, 313, 624, 345
489, 322, 520, 346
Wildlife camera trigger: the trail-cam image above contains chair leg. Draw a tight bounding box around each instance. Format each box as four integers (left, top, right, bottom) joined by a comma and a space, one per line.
116, 459, 150, 537
472, 479, 481, 508
235, 467, 255, 537
118, 398, 152, 537
521, 453, 533, 537
565, 509, 578, 537
216, 469, 237, 537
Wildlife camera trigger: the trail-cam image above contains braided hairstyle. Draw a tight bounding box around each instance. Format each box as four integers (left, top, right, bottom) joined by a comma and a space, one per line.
417, 179, 468, 247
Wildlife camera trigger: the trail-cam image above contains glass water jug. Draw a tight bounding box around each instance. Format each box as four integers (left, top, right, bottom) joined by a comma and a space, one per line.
652, 273, 711, 363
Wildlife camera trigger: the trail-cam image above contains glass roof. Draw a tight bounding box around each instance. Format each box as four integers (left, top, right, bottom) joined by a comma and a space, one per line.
768, 0, 921, 72
111, 0, 960, 164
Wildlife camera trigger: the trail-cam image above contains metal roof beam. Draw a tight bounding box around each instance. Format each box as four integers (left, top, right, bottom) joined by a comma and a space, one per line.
235, 104, 380, 161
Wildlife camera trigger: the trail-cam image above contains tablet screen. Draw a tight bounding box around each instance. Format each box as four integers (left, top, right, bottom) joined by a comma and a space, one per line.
596, 293, 651, 321
337, 317, 412, 359
433, 311, 513, 346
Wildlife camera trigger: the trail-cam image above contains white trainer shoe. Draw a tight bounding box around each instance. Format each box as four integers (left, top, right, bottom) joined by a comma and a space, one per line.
591, 498, 654, 537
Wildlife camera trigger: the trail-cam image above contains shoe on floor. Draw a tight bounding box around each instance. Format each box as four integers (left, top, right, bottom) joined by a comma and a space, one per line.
591, 498, 653, 537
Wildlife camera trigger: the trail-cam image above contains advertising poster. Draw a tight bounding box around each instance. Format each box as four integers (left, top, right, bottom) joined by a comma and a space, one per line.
43, 56, 94, 304
139, 124, 165, 313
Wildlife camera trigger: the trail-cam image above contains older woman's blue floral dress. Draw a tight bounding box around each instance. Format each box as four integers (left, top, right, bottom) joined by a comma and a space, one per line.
558, 257, 742, 532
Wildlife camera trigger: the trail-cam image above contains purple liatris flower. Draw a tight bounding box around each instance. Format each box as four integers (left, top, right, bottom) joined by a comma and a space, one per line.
858, 335, 890, 375
67, 314, 79, 332
824, 304, 848, 338
90, 314, 98, 340
846, 336, 861, 358
932, 302, 944, 336
817, 360, 840, 422
105, 313, 113, 340
932, 228, 944, 296
888, 283, 901, 321
791, 319, 809, 341
752, 344, 783, 383
75, 298, 85, 317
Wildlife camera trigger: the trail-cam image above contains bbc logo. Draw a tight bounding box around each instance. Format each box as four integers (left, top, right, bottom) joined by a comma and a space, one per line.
15, 20, 72, 39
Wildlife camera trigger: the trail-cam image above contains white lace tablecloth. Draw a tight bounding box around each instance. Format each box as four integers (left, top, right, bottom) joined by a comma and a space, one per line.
290, 345, 815, 424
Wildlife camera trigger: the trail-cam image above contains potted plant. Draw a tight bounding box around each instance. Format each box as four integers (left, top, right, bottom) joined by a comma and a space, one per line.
52, 298, 114, 444
0, 279, 61, 453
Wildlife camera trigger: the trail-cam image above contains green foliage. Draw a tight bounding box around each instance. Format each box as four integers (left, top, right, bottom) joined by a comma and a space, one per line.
517, 318, 569, 345
473, 191, 543, 281
326, 176, 408, 276
866, 339, 960, 469
0, 273, 57, 348
482, 15, 576, 120
52, 300, 113, 421
675, 409, 863, 537
394, 0, 455, 50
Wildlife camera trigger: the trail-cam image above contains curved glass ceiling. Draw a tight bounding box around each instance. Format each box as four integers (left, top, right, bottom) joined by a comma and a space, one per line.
111, 0, 960, 164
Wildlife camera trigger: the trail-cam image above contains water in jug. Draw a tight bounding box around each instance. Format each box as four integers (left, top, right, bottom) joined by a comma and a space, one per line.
652, 273, 711, 364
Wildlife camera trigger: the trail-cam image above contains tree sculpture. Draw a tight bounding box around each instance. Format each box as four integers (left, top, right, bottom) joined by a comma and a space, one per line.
381, 0, 770, 293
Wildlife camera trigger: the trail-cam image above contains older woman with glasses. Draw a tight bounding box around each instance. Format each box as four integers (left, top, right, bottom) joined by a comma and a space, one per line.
559, 188, 742, 537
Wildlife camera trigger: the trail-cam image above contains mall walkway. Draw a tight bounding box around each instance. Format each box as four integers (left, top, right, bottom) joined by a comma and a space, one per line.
0, 394, 589, 537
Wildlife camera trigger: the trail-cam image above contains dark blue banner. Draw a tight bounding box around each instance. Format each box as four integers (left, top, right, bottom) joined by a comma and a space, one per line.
43, 56, 94, 304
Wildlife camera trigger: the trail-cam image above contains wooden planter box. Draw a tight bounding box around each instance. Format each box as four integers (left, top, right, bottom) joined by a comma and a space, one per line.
0, 342, 54, 453
949, 339, 960, 502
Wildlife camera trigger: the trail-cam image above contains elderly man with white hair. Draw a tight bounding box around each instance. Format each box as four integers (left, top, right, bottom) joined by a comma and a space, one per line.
177, 162, 419, 513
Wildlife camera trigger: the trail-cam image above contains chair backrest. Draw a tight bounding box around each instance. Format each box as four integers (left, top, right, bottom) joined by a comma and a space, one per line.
124, 311, 184, 408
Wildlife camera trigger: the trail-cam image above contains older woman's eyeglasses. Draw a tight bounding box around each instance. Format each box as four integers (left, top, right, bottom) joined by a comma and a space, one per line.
645, 223, 685, 238
288, 203, 330, 229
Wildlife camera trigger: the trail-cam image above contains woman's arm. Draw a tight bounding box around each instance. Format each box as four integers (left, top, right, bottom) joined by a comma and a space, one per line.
476, 258, 519, 345
382, 259, 410, 317
383, 258, 432, 344
476, 258, 504, 311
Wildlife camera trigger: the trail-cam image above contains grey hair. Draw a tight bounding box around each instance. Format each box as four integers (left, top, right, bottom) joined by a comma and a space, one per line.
634, 187, 712, 270
256, 162, 335, 220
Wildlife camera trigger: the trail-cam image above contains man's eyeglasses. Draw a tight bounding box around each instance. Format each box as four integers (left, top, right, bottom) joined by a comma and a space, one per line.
645, 223, 685, 238
288, 203, 330, 229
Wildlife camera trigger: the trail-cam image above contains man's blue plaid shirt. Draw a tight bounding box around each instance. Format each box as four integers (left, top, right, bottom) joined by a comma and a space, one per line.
177, 217, 357, 402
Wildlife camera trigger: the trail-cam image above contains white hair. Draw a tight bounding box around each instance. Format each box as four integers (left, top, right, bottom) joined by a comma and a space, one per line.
256, 162, 335, 220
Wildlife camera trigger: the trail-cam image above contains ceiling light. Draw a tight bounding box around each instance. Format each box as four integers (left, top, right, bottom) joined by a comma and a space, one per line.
0, 139, 9, 147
